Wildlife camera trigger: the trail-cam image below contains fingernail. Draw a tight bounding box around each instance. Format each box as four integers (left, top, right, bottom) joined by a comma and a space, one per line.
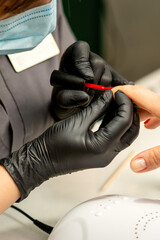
131, 158, 147, 172
144, 118, 151, 125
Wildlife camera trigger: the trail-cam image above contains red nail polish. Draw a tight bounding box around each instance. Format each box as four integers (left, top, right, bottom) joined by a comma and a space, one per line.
144, 118, 151, 125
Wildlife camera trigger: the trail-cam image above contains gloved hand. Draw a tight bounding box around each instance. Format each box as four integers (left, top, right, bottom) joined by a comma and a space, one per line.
50, 41, 132, 121
0, 90, 139, 201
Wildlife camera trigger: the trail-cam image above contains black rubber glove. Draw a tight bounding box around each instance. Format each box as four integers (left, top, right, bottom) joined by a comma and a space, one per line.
50, 41, 133, 121
0, 90, 139, 201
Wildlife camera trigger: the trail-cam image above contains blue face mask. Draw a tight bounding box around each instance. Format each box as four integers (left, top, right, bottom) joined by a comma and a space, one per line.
0, 0, 57, 55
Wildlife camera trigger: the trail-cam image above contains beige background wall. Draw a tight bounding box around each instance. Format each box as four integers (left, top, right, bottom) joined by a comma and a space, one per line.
101, 0, 160, 81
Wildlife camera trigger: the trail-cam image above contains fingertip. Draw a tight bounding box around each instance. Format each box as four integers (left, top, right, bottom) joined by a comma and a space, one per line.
74, 41, 90, 50
130, 158, 147, 173
112, 89, 126, 100
115, 89, 125, 96
79, 92, 90, 105
144, 118, 160, 129
130, 146, 160, 173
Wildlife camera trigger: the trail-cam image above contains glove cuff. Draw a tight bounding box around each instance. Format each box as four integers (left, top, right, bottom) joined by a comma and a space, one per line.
0, 156, 29, 201
0, 140, 51, 201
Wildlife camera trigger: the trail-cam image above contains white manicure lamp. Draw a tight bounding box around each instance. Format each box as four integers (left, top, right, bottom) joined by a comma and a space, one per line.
48, 195, 160, 240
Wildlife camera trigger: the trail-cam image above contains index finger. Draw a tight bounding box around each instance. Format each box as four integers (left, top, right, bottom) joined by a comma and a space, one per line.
97, 90, 133, 141
112, 85, 160, 119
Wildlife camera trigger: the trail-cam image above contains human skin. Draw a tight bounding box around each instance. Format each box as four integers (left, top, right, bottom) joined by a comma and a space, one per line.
0, 0, 51, 20
0, 165, 20, 214
112, 85, 160, 121
112, 85, 160, 173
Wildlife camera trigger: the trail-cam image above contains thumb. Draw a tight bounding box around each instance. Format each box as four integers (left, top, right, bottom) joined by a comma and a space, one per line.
130, 145, 160, 173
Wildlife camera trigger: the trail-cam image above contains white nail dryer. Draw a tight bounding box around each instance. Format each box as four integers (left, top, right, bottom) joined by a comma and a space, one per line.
48, 195, 160, 240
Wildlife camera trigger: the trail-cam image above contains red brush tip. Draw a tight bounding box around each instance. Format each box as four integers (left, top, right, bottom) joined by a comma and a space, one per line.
84, 83, 113, 90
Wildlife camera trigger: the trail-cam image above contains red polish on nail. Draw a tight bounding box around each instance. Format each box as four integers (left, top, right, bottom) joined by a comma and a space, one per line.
144, 118, 151, 125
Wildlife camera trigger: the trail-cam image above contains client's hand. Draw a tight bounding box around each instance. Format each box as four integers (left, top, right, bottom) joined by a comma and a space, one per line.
112, 85, 160, 173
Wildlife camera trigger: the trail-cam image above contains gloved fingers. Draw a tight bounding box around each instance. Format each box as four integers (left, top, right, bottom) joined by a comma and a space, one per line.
99, 100, 117, 128
60, 41, 94, 81
130, 145, 160, 173
120, 105, 140, 149
100, 64, 112, 86
97, 90, 133, 141
55, 89, 90, 108
79, 90, 113, 130
109, 64, 129, 86
89, 52, 110, 85
87, 52, 106, 99
144, 117, 160, 129
92, 63, 114, 101
88, 52, 113, 100
50, 70, 85, 91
